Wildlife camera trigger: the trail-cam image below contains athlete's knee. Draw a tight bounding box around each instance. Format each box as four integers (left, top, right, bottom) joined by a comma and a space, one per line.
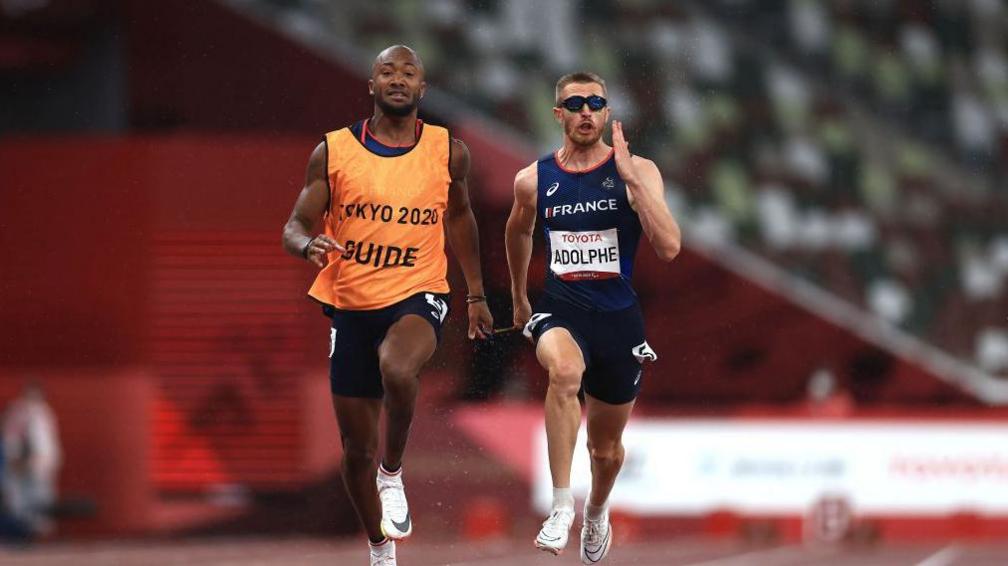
587, 439, 624, 467
341, 437, 378, 468
379, 357, 420, 389
547, 361, 584, 397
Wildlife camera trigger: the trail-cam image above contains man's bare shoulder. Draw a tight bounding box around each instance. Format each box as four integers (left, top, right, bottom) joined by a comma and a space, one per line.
449, 137, 471, 181
450, 137, 470, 157
514, 161, 538, 191
516, 160, 540, 201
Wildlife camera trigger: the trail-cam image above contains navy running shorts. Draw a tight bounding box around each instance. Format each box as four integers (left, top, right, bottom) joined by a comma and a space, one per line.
523, 292, 656, 405
325, 292, 450, 398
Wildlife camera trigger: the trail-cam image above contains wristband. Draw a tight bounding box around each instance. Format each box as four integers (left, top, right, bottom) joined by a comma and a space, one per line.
301, 237, 315, 259
465, 295, 486, 304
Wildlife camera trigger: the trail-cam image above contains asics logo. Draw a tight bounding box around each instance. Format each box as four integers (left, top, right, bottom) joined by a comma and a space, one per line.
545, 182, 560, 197
631, 341, 657, 363
425, 293, 448, 324
523, 312, 553, 339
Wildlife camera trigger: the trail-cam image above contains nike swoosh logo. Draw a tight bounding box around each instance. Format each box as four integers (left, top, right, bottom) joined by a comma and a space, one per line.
546, 182, 560, 196
391, 514, 411, 533
583, 529, 611, 562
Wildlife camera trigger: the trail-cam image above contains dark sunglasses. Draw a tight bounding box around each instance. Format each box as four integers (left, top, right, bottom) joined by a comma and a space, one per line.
558, 95, 607, 112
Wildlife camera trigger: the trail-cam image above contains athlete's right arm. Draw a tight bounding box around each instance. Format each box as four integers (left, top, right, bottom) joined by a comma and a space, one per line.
505, 162, 538, 330
282, 141, 344, 268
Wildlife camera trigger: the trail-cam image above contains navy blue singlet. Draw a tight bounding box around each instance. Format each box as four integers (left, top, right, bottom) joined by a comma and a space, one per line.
537, 149, 643, 311
349, 119, 421, 157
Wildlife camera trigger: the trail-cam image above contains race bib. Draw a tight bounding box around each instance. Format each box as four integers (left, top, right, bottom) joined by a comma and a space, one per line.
549, 228, 621, 281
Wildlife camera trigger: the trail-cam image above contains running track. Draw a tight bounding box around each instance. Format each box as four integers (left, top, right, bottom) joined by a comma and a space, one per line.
0, 537, 1005, 565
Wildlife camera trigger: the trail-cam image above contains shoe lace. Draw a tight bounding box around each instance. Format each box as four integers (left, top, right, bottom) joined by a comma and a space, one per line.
583, 517, 608, 543
541, 508, 574, 538
378, 480, 408, 517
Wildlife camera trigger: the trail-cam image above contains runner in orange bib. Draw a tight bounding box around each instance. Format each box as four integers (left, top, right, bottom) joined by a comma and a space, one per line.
282, 45, 493, 566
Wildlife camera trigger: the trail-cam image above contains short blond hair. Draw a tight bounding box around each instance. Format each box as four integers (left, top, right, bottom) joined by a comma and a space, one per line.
554, 72, 607, 105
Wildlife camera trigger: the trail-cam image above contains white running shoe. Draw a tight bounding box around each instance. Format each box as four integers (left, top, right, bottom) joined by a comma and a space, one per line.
534, 507, 575, 554
580, 512, 612, 564
369, 538, 396, 566
377, 466, 412, 539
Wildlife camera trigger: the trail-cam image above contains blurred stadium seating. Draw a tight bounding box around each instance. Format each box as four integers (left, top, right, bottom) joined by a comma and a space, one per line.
253, 0, 1008, 382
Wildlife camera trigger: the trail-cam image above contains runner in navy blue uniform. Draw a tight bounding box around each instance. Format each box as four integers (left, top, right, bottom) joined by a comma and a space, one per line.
505, 72, 681, 563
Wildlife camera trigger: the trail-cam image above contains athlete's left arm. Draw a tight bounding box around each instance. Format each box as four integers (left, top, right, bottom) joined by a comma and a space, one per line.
612, 120, 681, 262
446, 137, 494, 339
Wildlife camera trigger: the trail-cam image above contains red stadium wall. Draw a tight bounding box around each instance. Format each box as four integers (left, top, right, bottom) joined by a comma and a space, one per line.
1, 135, 338, 534
0, 138, 150, 366
1, 135, 321, 367
123, 0, 369, 133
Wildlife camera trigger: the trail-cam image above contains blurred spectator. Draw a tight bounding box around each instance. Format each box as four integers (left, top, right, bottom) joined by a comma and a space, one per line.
0, 441, 32, 543
960, 243, 1002, 302
689, 20, 733, 85
867, 277, 912, 326
2, 382, 61, 537
951, 87, 997, 166
756, 184, 800, 250
501, 0, 577, 72
783, 134, 828, 187
789, 0, 830, 59
767, 64, 811, 134
803, 367, 854, 418
976, 327, 1008, 375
